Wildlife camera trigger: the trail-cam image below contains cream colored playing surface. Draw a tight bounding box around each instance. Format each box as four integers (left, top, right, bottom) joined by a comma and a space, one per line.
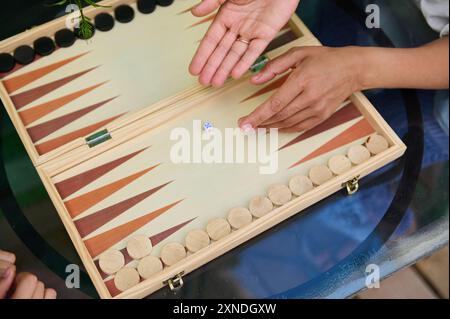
52, 77, 381, 254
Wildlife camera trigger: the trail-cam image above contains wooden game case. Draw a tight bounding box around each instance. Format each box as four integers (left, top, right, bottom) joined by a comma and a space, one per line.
0, 0, 406, 299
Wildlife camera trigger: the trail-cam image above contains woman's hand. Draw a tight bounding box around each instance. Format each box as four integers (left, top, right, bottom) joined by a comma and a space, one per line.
0, 249, 57, 299
239, 46, 364, 132
189, 0, 299, 87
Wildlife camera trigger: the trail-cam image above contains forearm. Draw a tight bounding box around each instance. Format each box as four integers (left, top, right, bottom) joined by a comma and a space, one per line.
357, 37, 449, 90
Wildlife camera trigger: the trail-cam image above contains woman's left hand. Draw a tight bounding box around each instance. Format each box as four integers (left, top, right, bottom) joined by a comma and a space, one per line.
239, 46, 364, 132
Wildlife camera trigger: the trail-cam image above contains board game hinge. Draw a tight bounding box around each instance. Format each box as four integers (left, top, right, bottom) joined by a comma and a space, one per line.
344, 176, 360, 195
164, 272, 185, 292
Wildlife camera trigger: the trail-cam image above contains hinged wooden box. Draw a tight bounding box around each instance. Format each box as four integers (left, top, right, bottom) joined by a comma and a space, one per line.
0, 0, 406, 299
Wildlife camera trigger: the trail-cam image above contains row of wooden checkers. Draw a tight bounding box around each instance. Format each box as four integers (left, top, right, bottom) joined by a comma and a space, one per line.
0, 0, 174, 73
98, 133, 389, 293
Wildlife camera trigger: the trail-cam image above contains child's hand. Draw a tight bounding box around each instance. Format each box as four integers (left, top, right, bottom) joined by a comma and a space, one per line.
0, 249, 57, 299
239, 46, 364, 132
189, 0, 299, 87
0, 250, 16, 298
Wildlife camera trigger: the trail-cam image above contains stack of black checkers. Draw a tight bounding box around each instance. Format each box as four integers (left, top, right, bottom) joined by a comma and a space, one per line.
0, 0, 175, 73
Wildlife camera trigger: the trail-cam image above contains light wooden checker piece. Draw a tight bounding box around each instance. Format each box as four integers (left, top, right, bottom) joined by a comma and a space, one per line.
366, 134, 389, 155
114, 267, 140, 292
289, 175, 314, 196
98, 249, 125, 275
249, 196, 274, 218
126, 235, 153, 260
137, 256, 163, 280
227, 207, 253, 229
206, 218, 231, 241
160, 243, 186, 267
328, 155, 352, 175
268, 184, 292, 206
185, 229, 210, 253
347, 145, 371, 165
309, 165, 333, 186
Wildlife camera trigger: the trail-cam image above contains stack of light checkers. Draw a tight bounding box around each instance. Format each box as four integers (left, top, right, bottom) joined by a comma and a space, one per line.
0, 0, 174, 73
98, 133, 389, 293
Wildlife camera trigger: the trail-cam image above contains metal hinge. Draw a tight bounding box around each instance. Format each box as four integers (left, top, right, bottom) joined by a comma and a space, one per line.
343, 176, 360, 195
164, 272, 184, 292
85, 129, 111, 148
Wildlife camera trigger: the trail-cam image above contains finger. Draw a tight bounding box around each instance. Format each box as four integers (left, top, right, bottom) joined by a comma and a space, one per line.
0, 265, 16, 299
0, 260, 13, 272
199, 30, 237, 86
0, 250, 16, 264
44, 288, 57, 299
31, 281, 45, 299
189, 21, 227, 76
262, 91, 315, 125
11, 272, 38, 299
238, 74, 302, 129
280, 117, 322, 133
191, 0, 224, 17
259, 107, 317, 129
211, 40, 248, 87
251, 47, 309, 85
231, 39, 269, 79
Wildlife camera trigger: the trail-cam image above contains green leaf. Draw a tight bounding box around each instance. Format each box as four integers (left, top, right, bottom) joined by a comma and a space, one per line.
46, 0, 69, 7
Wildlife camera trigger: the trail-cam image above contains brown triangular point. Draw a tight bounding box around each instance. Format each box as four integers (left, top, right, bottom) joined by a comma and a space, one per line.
289, 118, 375, 169
279, 103, 361, 151
55, 147, 148, 200
19, 81, 108, 126
84, 199, 184, 258
189, 13, 216, 28
75, 181, 173, 238
10, 66, 98, 110
3, 52, 89, 94
27, 96, 118, 143
65, 164, 161, 218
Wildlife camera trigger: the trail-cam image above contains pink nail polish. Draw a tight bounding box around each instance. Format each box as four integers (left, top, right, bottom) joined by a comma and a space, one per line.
241, 124, 254, 133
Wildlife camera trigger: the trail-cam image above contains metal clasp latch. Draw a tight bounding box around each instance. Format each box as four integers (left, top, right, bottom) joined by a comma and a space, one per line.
344, 176, 360, 195
164, 272, 184, 292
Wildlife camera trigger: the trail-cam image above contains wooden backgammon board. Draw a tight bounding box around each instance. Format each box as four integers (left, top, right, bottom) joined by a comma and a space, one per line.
0, 0, 406, 299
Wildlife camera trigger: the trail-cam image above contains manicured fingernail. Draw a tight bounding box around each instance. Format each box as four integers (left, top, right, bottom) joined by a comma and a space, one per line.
241, 124, 254, 133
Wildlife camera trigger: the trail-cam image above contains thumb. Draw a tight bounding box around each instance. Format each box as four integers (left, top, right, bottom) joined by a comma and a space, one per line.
0, 265, 16, 299
251, 48, 308, 85
192, 0, 226, 17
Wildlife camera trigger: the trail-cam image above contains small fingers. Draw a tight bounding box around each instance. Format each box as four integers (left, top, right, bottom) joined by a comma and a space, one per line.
44, 288, 57, 299
260, 107, 317, 129
0, 250, 16, 264
0, 265, 16, 299
32, 281, 45, 299
11, 272, 38, 299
